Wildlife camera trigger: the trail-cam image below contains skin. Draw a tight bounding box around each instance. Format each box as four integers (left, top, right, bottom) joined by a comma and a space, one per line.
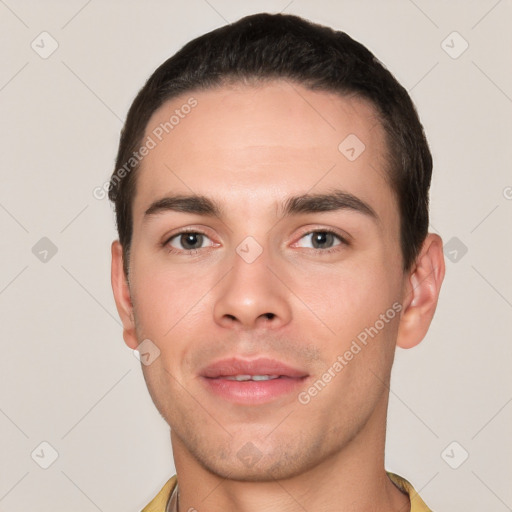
111, 80, 445, 511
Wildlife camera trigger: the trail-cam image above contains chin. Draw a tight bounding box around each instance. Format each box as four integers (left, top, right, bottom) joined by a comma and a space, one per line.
204, 464, 303, 483
196, 448, 316, 483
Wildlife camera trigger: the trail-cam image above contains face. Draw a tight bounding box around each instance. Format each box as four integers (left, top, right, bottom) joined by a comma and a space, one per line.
115, 80, 413, 481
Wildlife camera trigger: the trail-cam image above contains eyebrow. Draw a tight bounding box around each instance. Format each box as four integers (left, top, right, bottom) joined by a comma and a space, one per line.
143, 189, 378, 222
144, 195, 221, 219
282, 189, 377, 220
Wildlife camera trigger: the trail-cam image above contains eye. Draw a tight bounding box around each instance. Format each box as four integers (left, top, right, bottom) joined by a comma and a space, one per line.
296, 230, 345, 250
166, 231, 214, 252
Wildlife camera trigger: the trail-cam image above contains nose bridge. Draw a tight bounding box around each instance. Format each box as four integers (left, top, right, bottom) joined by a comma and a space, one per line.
213, 235, 292, 329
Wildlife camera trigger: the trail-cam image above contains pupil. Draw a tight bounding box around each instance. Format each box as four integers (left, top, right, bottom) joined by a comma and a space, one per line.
182, 233, 202, 249
313, 232, 332, 249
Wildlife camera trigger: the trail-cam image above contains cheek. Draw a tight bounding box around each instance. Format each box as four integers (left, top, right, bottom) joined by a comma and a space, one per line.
291, 258, 400, 340
132, 265, 211, 414
130, 257, 214, 339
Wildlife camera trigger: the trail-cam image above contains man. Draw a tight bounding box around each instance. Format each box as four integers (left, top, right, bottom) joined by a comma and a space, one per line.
109, 12, 445, 512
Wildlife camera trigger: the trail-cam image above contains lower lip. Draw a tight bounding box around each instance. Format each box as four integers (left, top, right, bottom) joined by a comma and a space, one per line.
201, 376, 308, 404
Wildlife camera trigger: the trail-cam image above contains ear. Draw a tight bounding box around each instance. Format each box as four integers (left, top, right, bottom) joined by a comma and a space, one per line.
396, 233, 445, 349
111, 240, 138, 350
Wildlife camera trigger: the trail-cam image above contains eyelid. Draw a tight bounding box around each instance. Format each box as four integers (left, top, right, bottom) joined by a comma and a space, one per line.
169, 232, 214, 250
161, 225, 351, 255
162, 226, 219, 253
162, 226, 213, 243
292, 226, 351, 246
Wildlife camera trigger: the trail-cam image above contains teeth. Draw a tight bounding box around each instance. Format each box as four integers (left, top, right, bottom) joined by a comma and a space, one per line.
225, 375, 280, 381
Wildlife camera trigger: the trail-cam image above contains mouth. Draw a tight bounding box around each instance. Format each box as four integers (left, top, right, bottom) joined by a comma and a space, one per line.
223, 374, 281, 381
200, 357, 309, 404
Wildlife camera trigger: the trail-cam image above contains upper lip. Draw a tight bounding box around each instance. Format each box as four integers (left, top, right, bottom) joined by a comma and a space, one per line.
200, 357, 308, 379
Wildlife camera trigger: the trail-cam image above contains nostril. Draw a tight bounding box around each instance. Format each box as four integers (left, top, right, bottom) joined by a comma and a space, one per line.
264, 313, 275, 320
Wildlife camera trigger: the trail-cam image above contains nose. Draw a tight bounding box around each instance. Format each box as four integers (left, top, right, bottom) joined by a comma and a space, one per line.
213, 244, 292, 330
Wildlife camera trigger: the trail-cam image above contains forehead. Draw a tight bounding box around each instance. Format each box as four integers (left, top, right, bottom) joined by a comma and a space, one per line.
133, 80, 396, 226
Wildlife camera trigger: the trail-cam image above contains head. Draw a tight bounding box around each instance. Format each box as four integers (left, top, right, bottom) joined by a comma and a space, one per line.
110, 13, 444, 481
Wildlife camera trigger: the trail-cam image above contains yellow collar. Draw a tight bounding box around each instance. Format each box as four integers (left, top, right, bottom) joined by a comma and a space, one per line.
141, 472, 432, 512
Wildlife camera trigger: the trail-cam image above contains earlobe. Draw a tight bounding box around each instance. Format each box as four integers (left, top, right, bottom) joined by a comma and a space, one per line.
396, 234, 446, 349
111, 240, 139, 350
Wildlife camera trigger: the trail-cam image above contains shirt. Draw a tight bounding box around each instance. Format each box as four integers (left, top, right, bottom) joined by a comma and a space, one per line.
141, 472, 432, 511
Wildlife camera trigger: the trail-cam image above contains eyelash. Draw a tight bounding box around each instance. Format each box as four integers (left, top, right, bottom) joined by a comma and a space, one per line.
162, 228, 213, 256
293, 228, 349, 255
162, 228, 349, 256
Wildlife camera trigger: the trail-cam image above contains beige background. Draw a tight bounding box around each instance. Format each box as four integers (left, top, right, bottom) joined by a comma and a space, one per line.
1, 0, 511, 510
